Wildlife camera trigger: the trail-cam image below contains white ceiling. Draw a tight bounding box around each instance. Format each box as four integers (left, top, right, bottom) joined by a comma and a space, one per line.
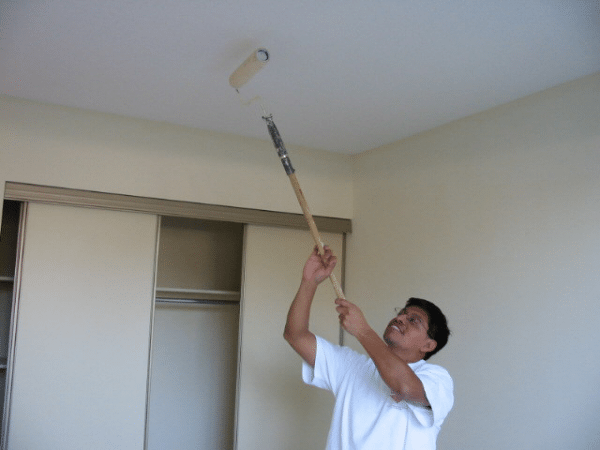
1, 1, 599, 154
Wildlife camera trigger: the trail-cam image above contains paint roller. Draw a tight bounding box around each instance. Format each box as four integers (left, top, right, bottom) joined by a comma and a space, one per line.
229, 48, 345, 300
229, 48, 270, 90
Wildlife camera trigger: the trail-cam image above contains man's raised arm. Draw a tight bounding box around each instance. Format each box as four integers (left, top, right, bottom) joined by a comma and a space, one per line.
284, 246, 337, 367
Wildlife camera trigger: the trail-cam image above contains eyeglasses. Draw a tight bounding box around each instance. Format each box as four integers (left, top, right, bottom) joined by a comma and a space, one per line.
394, 307, 428, 331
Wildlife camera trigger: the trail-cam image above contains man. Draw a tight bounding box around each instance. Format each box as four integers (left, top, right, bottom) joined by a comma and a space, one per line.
284, 246, 453, 450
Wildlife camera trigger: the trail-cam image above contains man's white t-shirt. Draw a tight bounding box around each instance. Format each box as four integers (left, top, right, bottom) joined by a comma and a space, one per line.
302, 335, 453, 450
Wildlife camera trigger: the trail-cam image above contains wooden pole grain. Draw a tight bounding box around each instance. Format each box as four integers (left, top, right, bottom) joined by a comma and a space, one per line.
288, 173, 345, 299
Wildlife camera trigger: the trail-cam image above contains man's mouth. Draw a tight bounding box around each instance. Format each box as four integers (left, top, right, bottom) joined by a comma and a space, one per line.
390, 324, 403, 334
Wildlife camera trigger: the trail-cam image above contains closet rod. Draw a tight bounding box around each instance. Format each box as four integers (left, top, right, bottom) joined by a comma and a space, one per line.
155, 298, 240, 306
156, 288, 239, 296
155, 288, 240, 302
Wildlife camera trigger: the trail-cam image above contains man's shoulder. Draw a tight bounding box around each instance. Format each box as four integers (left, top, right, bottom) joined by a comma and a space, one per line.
412, 359, 452, 380
315, 335, 370, 364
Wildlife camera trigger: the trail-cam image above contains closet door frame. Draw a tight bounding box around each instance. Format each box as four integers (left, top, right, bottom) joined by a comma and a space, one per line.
3, 182, 351, 450
3, 183, 351, 234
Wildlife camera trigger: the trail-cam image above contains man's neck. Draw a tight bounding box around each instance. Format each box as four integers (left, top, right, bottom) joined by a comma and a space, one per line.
388, 346, 424, 364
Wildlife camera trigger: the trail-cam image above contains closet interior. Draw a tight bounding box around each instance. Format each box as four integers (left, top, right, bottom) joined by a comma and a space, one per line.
147, 216, 244, 449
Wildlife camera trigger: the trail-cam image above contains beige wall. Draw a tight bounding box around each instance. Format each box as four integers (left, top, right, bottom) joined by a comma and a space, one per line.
348, 72, 600, 450
0, 96, 353, 220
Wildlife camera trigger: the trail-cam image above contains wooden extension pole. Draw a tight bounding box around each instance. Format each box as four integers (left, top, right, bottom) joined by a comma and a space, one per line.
288, 172, 345, 299
263, 115, 345, 299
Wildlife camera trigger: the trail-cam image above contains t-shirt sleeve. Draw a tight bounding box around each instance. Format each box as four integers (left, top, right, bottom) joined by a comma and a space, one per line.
408, 363, 454, 427
302, 335, 356, 393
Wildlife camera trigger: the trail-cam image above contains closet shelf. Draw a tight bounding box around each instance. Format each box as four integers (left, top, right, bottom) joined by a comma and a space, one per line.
155, 287, 240, 302
0, 276, 15, 283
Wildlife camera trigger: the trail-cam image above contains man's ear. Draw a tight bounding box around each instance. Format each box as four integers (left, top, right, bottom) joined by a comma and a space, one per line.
421, 338, 437, 354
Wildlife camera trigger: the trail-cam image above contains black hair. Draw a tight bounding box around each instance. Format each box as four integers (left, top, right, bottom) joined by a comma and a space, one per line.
405, 297, 450, 360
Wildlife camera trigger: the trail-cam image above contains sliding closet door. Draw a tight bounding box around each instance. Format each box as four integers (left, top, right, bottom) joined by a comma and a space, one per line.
236, 225, 344, 450
6, 203, 158, 450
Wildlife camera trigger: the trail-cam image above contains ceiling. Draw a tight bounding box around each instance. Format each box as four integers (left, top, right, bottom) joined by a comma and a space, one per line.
1, 1, 599, 154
